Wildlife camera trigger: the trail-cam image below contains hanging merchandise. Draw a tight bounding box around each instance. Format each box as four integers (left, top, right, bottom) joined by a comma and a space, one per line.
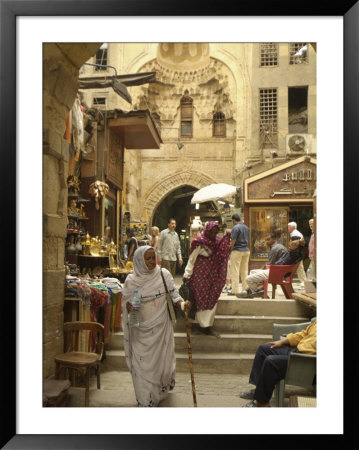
82, 114, 97, 155
89, 180, 109, 210
71, 95, 84, 158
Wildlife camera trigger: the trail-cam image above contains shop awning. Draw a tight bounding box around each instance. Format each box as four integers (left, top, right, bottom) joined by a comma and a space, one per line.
79, 78, 132, 103
79, 71, 157, 86
78, 72, 157, 105
108, 109, 162, 150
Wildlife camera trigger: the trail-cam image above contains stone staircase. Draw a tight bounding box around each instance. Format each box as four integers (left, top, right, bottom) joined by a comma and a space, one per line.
105, 291, 315, 375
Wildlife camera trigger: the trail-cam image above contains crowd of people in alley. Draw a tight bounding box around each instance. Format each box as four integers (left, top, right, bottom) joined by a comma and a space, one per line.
122, 215, 316, 407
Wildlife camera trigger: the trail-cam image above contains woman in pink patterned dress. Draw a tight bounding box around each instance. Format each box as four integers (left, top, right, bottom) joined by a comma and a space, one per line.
183, 221, 231, 337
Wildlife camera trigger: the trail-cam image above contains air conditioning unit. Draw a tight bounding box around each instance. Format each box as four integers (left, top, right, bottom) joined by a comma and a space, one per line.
286, 134, 312, 155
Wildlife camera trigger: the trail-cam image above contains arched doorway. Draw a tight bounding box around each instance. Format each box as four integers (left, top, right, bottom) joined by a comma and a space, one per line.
152, 185, 222, 261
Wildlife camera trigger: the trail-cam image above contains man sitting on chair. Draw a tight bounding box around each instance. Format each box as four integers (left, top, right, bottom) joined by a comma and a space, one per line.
238, 235, 305, 298
240, 320, 316, 407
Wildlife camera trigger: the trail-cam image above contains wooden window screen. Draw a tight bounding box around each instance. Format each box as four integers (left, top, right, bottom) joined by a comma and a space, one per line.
95, 48, 108, 70
260, 43, 278, 66
181, 96, 193, 137
259, 88, 278, 148
289, 43, 308, 64
213, 112, 226, 137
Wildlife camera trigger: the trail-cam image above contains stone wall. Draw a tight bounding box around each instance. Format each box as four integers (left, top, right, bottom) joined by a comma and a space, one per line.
43, 43, 101, 379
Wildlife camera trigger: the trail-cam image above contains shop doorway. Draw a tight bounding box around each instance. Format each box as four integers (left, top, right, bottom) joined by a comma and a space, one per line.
289, 206, 313, 271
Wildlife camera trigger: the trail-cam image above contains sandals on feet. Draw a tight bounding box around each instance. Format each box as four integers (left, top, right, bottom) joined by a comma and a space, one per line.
243, 400, 259, 407
206, 327, 221, 338
243, 400, 271, 407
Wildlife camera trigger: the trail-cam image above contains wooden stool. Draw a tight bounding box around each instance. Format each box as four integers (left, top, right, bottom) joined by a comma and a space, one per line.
43, 379, 71, 407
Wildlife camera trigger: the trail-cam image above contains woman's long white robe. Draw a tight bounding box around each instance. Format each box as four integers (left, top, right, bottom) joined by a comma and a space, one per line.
121, 255, 182, 407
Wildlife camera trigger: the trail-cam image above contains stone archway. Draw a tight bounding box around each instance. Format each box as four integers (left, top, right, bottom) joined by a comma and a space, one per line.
142, 170, 217, 224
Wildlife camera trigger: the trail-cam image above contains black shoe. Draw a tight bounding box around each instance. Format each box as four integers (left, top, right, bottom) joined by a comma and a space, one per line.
250, 289, 264, 298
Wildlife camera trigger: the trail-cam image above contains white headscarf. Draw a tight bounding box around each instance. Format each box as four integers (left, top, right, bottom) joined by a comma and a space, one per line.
122, 245, 163, 302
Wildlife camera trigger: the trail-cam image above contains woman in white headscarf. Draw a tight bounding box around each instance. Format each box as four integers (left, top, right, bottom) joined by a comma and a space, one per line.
122, 245, 191, 407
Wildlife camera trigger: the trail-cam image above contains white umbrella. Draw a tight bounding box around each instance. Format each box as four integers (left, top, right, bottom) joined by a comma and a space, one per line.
190, 183, 237, 204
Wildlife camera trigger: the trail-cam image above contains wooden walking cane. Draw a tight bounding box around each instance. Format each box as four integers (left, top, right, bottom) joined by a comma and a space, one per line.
184, 309, 197, 407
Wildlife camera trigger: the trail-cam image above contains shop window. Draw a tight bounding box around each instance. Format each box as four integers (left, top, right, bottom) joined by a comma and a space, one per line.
288, 86, 308, 133
289, 43, 308, 64
213, 112, 226, 137
259, 88, 278, 148
180, 93, 193, 137
95, 44, 108, 70
260, 43, 278, 66
249, 207, 289, 260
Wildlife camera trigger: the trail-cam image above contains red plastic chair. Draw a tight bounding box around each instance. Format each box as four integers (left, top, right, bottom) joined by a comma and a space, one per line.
263, 263, 300, 299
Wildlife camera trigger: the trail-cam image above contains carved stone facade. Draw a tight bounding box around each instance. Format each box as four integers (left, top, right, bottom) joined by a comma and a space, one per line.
80, 43, 316, 225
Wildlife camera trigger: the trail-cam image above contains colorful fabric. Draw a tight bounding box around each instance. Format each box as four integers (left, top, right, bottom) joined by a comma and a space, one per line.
65, 276, 91, 309
187, 221, 231, 311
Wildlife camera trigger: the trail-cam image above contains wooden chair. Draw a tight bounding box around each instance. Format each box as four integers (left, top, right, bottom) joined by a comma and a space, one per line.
54, 321, 104, 407
263, 263, 300, 299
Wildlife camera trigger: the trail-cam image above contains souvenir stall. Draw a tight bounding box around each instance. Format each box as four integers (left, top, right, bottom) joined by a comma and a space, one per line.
63, 101, 130, 352
64, 173, 126, 353
63, 100, 162, 354
242, 156, 316, 271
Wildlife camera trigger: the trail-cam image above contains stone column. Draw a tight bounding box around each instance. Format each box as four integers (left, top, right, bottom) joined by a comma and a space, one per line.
43, 43, 101, 378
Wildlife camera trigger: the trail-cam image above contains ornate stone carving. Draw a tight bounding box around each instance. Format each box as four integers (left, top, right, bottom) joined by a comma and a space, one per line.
132, 55, 235, 123
157, 43, 210, 71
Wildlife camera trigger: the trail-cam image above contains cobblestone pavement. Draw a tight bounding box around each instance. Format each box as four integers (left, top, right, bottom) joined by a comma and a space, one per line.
68, 364, 307, 408
68, 367, 257, 407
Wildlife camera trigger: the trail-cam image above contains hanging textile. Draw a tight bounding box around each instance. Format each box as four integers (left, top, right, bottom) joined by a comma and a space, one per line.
71, 95, 84, 159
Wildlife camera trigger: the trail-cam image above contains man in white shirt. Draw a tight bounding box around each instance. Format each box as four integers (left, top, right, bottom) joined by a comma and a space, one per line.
157, 218, 183, 277
288, 221, 307, 286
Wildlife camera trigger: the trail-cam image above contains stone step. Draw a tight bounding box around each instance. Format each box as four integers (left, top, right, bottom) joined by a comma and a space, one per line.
175, 351, 254, 374
174, 315, 310, 334
175, 333, 271, 354
104, 291, 314, 376
216, 297, 313, 317
109, 331, 271, 354
104, 349, 254, 375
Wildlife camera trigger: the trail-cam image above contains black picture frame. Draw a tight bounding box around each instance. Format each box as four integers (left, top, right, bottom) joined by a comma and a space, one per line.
1, 0, 356, 447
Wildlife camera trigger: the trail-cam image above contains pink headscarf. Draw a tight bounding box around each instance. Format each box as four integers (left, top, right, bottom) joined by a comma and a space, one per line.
190, 221, 219, 254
